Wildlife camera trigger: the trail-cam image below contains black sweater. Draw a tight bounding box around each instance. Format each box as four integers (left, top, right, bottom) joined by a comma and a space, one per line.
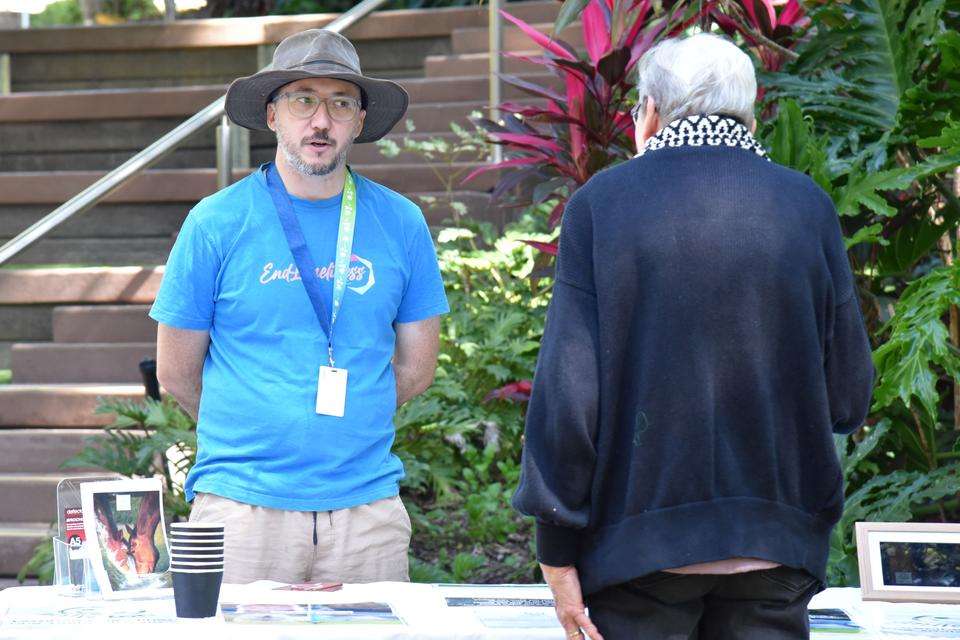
512, 145, 874, 595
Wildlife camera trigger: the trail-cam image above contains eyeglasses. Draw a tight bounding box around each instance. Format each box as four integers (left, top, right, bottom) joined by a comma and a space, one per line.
630, 96, 647, 122
273, 91, 361, 122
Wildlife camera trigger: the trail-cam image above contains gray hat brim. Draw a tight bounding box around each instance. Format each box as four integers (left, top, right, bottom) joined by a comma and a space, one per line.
225, 64, 409, 143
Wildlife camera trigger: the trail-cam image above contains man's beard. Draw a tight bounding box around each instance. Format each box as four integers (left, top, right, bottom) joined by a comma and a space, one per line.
275, 123, 351, 177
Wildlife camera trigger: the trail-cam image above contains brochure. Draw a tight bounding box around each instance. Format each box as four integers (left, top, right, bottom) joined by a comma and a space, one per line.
809, 608, 866, 635
877, 609, 960, 637
220, 602, 403, 625
0, 599, 177, 627
80, 477, 172, 597
437, 584, 561, 630
272, 582, 344, 592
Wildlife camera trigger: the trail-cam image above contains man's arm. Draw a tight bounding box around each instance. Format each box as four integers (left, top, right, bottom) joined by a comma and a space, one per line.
156, 323, 210, 421
393, 316, 440, 407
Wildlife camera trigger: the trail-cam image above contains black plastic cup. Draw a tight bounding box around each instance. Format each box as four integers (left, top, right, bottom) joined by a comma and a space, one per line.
171, 557, 224, 565
169, 534, 224, 542
169, 530, 224, 537
172, 569, 223, 618
170, 546, 224, 556
169, 539, 223, 547
170, 560, 223, 571
170, 522, 224, 530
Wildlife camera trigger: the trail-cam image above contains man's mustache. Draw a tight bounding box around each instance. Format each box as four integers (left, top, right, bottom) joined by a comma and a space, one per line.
302, 133, 334, 146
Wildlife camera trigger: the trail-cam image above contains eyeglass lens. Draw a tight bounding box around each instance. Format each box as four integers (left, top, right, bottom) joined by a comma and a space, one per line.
283, 92, 360, 122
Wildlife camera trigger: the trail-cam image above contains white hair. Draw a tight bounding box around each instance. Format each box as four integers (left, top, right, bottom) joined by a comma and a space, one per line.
636, 33, 757, 127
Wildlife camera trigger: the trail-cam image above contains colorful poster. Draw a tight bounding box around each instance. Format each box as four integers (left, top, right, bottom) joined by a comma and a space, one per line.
80, 477, 172, 596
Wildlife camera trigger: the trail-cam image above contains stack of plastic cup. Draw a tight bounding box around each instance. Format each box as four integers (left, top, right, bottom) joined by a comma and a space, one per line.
168, 522, 224, 618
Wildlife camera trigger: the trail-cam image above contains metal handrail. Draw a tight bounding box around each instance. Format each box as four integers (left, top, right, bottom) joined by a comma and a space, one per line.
0, 0, 388, 267
488, 0, 502, 165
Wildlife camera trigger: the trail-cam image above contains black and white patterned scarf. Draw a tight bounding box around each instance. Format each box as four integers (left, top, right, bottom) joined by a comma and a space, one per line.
636, 114, 770, 161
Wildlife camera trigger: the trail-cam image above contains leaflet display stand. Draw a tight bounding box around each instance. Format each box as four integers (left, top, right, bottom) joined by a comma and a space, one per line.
53, 475, 123, 596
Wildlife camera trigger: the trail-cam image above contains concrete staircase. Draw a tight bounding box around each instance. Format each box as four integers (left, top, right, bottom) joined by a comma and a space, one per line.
0, 1, 569, 578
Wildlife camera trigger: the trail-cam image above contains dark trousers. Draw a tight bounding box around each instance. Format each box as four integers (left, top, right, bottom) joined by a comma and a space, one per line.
584, 566, 819, 640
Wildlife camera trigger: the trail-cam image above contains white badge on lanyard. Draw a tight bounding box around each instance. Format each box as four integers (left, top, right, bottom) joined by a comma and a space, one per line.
316, 366, 348, 417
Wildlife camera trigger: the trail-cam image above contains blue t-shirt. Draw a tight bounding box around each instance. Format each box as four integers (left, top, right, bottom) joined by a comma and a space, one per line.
149, 166, 449, 511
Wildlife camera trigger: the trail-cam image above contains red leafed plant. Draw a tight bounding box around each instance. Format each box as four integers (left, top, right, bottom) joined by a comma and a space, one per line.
710, 0, 807, 72
465, 1, 704, 253
484, 380, 533, 403
475, 0, 807, 407
466, 0, 807, 255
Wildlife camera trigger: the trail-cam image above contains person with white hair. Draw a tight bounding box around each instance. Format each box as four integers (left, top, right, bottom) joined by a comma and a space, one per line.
513, 33, 873, 639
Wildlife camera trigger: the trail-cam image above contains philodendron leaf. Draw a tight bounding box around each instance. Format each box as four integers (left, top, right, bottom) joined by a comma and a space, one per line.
871, 262, 960, 422
844, 223, 886, 248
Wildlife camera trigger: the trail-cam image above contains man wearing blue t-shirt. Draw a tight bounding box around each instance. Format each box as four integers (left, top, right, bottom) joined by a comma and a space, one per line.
150, 29, 448, 585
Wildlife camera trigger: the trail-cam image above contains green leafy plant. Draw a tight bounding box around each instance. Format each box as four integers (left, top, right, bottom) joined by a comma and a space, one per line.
30, 0, 82, 26
19, 396, 196, 583
376, 116, 490, 228
65, 396, 197, 522
393, 223, 549, 583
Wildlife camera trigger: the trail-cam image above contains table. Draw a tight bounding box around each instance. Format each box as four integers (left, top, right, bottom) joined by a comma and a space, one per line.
2, 583, 960, 639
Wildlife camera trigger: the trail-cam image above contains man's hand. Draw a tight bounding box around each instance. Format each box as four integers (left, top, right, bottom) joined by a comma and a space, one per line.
540, 564, 604, 640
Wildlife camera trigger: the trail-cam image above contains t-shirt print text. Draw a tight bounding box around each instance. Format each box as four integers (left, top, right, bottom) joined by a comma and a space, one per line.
259, 255, 376, 295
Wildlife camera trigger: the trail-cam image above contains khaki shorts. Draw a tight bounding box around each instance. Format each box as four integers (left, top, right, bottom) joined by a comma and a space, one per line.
189, 492, 411, 585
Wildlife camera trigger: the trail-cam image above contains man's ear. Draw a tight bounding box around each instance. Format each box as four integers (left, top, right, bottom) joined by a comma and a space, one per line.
354, 110, 366, 140
641, 96, 661, 143
266, 102, 276, 132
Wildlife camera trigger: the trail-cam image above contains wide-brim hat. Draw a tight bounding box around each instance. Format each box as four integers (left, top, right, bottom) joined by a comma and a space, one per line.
225, 29, 408, 143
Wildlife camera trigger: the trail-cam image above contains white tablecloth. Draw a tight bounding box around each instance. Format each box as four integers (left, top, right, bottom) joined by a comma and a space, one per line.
2, 583, 960, 639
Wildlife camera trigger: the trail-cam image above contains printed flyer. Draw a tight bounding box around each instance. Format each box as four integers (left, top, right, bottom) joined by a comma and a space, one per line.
221, 602, 403, 625
80, 477, 172, 597
438, 584, 561, 630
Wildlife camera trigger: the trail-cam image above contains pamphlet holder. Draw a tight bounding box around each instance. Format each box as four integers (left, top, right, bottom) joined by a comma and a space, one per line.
53, 475, 123, 597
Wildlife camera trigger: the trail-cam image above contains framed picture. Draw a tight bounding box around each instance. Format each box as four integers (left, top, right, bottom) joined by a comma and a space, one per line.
80, 477, 172, 597
856, 521, 960, 604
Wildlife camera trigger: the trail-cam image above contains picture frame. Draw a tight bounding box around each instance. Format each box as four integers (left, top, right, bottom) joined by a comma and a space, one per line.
856, 521, 960, 604
79, 477, 172, 598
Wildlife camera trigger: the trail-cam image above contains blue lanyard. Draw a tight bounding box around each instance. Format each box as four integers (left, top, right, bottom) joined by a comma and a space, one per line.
265, 162, 357, 367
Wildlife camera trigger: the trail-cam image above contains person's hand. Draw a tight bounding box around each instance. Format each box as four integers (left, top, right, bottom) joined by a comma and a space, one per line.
540, 563, 604, 640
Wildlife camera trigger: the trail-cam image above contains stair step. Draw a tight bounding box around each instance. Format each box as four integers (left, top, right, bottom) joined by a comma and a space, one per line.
0, 166, 495, 207
0, 85, 224, 123
0, 237, 174, 267
0, 522, 54, 577
0, 100, 511, 167
426, 51, 547, 77
0, 307, 53, 342
2, 2, 560, 55
0, 75, 553, 126
0, 473, 108, 523
0, 267, 162, 305
0, 185, 503, 239
0, 384, 144, 427
0, 203, 189, 239
452, 23, 583, 55
53, 305, 154, 343
0, 429, 104, 473
401, 73, 557, 104
12, 343, 156, 384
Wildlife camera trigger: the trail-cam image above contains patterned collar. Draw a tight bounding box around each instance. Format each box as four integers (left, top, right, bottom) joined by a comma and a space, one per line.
636, 114, 770, 160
